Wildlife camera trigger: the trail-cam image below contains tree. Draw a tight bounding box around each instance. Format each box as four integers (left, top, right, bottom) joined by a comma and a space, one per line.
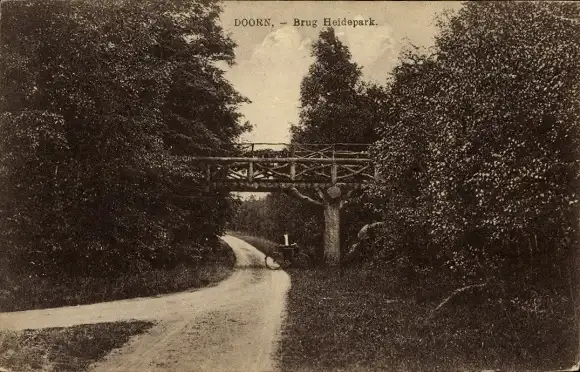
371, 2, 580, 286
367, 50, 441, 269
291, 28, 382, 145
0, 0, 248, 277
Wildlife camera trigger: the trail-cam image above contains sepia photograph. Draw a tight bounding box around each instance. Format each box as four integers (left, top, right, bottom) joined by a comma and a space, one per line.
0, 0, 579, 371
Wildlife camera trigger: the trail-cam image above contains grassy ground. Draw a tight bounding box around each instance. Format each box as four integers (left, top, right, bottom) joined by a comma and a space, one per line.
0, 321, 153, 372
0, 239, 236, 312
279, 268, 578, 372
233, 234, 578, 372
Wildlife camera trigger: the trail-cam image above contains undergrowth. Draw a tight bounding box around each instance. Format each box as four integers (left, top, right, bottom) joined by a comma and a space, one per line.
0, 239, 235, 312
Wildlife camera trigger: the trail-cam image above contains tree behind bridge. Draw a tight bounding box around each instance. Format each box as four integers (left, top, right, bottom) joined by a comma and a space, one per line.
233, 28, 386, 261
291, 28, 384, 145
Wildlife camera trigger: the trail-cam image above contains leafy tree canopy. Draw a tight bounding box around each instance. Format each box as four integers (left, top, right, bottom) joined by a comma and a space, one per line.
370, 1, 580, 281
0, 0, 248, 277
291, 28, 386, 145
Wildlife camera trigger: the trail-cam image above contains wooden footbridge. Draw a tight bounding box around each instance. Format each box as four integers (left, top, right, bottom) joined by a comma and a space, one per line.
186, 143, 377, 266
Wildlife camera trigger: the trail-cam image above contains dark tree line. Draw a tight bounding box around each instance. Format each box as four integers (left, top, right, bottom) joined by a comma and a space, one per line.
370, 2, 580, 290
0, 0, 249, 278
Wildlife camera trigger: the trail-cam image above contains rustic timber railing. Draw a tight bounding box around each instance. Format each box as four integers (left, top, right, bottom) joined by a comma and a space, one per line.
185, 143, 376, 192
185, 143, 377, 266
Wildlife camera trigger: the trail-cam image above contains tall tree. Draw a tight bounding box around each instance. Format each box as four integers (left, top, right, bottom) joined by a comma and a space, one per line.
291, 28, 383, 144
0, 0, 248, 277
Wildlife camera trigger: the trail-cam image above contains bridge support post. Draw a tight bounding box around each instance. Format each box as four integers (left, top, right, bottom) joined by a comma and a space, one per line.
323, 198, 341, 266
319, 185, 344, 267
286, 185, 346, 267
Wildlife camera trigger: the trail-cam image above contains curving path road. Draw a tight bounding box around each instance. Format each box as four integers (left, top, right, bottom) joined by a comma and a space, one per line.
0, 236, 291, 372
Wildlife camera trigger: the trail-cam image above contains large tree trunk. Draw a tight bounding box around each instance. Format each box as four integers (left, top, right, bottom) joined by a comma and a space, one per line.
323, 200, 341, 266
286, 186, 344, 266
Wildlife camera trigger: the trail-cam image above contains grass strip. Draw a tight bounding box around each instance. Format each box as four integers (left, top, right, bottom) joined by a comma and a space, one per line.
0, 321, 154, 372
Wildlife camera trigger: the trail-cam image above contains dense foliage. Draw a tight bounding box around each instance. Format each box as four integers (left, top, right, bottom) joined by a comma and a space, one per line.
369, 2, 580, 289
0, 0, 248, 278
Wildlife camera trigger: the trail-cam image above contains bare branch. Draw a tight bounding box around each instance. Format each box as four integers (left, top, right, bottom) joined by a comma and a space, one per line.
344, 189, 354, 199
286, 187, 323, 206
428, 281, 489, 320
340, 189, 355, 208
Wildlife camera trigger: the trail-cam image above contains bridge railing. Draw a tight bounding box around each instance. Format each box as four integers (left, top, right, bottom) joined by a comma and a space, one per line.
183, 143, 376, 191
231, 142, 371, 159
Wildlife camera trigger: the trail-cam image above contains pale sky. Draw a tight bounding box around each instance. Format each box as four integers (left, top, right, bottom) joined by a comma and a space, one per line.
219, 1, 463, 144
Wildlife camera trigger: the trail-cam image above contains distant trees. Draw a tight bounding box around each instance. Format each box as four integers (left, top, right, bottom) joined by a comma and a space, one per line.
230, 194, 323, 249
369, 1, 580, 286
0, 0, 248, 278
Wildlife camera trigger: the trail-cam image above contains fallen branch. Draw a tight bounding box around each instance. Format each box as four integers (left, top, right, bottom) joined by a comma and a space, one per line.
428, 281, 489, 319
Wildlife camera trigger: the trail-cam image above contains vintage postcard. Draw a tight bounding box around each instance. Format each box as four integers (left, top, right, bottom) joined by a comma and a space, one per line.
0, 1, 578, 371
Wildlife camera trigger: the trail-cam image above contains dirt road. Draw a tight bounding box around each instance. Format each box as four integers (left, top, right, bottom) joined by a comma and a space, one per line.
0, 236, 291, 372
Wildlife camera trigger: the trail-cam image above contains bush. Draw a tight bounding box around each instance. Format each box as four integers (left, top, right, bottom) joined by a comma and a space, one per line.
368, 2, 580, 290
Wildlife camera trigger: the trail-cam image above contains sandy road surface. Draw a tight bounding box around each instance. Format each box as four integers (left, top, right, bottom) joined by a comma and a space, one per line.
0, 236, 291, 372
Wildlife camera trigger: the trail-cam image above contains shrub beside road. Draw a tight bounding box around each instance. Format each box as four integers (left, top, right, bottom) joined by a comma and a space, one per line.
0, 239, 235, 312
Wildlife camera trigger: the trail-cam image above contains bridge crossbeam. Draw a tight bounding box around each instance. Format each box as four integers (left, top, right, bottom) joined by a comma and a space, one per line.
209, 181, 365, 192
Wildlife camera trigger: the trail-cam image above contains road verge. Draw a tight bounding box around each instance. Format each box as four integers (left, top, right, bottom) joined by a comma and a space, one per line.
0, 321, 154, 372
